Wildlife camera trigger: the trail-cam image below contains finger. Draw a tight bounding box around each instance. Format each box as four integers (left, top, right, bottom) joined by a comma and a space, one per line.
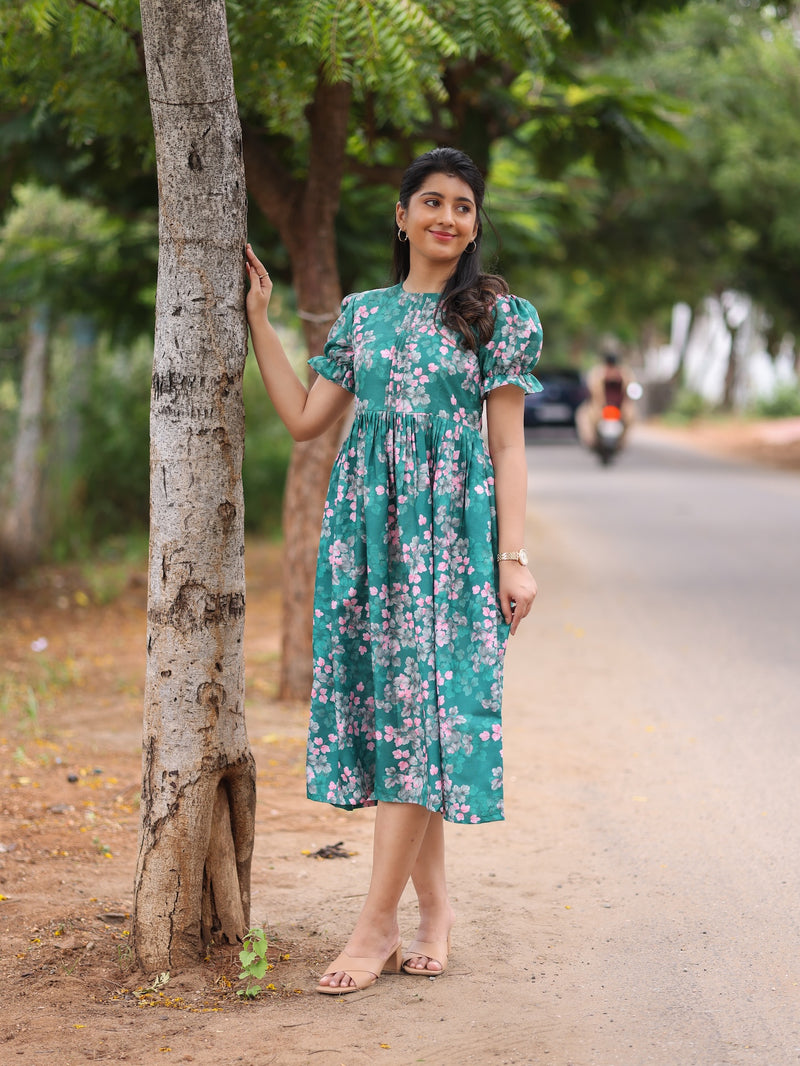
245, 244, 266, 272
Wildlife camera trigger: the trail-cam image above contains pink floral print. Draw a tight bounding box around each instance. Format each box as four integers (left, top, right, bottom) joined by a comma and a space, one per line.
306, 285, 542, 823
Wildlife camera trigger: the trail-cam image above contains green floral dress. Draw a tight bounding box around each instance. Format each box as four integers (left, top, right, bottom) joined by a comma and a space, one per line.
306, 284, 542, 823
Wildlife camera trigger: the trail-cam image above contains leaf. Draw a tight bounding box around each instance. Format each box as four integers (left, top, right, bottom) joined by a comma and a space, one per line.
237, 983, 262, 998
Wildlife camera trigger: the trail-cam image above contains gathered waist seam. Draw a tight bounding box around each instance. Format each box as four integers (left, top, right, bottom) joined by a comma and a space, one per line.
352, 406, 482, 433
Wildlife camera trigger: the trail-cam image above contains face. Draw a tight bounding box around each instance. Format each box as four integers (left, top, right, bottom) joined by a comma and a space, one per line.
396, 172, 479, 268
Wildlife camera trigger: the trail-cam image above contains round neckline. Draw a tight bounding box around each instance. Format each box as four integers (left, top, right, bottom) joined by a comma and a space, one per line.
397, 283, 441, 297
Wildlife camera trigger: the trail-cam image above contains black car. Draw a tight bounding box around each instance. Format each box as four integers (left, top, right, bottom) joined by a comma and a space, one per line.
524, 368, 588, 428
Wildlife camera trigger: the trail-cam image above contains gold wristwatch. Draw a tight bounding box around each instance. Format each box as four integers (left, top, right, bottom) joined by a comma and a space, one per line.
497, 549, 529, 567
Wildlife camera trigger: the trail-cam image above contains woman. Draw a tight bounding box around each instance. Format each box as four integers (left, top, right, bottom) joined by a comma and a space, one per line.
245, 147, 542, 994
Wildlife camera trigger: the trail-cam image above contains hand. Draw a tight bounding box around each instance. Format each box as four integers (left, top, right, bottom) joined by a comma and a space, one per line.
245, 243, 273, 321
499, 564, 537, 636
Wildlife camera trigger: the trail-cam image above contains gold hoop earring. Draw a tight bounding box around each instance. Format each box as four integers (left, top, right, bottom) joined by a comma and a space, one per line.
398, 228, 408, 243
465, 239, 477, 254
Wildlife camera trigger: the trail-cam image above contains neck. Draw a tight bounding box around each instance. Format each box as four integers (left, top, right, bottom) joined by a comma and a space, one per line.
402, 262, 455, 295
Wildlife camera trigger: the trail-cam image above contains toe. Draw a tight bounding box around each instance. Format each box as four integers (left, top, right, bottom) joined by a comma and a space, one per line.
406, 954, 441, 972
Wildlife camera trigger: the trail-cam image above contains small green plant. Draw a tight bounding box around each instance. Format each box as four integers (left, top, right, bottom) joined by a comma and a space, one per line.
23, 686, 39, 726
237, 926, 270, 998
115, 938, 135, 973
93, 837, 113, 858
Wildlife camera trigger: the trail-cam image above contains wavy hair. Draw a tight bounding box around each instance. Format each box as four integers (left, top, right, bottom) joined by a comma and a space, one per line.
391, 147, 508, 352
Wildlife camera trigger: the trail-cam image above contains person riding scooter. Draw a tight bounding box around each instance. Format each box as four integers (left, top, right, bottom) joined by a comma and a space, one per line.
576, 352, 635, 462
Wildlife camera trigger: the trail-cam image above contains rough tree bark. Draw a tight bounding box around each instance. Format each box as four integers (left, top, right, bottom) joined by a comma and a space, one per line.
243, 79, 352, 700
0, 305, 50, 580
133, 0, 255, 972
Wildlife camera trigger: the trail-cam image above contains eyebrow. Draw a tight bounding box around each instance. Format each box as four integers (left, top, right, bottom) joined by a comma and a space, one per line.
418, 189, 475, 204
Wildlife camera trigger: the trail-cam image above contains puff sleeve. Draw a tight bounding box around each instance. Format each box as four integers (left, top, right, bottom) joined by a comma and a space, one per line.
307, 293, 356, 393
479, 294, 543, 398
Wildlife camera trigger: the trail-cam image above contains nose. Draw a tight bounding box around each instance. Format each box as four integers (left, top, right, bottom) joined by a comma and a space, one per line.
437, 203, 455, 226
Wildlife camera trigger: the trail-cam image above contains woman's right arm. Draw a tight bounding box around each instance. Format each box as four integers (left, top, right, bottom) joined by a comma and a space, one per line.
245, 245, 353, 442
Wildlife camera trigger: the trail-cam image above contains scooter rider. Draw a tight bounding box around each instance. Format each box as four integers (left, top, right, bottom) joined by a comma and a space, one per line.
576, 351, 635, 451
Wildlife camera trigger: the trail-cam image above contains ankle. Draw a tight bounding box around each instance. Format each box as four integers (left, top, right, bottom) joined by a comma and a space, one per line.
414, 904, 455, 936
346, 915, 401, 952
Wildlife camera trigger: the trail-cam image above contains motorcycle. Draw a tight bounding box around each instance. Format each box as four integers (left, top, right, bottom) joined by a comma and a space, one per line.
594, 403, 626, 465
581, 381, 642, 466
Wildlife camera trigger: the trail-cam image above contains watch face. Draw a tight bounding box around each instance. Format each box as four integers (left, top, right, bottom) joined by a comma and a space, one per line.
519, 548, 528, 567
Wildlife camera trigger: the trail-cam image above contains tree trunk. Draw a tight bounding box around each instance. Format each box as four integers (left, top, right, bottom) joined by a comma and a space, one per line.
243, 80, 352, 700
134, 0, 254, 973
1, 305, 50, 580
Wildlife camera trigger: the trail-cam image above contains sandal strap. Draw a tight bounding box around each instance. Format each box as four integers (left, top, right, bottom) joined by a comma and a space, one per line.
403, 939, 448, 966
322, 951, 383, 985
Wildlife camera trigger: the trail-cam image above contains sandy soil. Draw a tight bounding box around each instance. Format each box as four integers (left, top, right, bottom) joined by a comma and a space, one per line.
1, 419, 797, 1066
636, 415, 800, 472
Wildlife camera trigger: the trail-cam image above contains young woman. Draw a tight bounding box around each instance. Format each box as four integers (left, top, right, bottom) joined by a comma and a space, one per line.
245, 147, 542, 994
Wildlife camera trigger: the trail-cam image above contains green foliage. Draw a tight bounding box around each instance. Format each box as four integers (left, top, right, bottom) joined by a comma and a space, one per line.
0, 0, 150, 178
0, 182, 157, 340
752, 385, 800, 420
237, 926, 269, 998
52, 336, 151, 552
226, 0, 569, 161
294, 0, 459, 94
548, 1, 800, 341
665, 389, 710, 423
52, 336, 290, 549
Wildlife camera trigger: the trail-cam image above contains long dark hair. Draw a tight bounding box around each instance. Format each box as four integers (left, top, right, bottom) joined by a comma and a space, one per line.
391, 147, 508, 352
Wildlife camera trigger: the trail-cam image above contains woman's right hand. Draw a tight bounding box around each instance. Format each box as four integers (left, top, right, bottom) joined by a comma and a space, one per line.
245, 243, 273, 321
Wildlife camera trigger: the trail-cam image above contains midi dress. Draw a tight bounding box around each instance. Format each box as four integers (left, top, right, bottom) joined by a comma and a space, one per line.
306, 284, 542, 824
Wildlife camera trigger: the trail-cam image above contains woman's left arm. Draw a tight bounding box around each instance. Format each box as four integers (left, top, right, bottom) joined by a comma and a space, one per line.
486, 385, 538, 635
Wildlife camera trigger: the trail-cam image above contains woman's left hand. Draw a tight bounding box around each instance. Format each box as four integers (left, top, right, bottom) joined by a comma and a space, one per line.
499, 565, 538, 636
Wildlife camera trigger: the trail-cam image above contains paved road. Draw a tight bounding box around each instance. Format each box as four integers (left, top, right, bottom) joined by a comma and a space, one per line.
498, 426, 800, 1065
242, 425, 799, 1066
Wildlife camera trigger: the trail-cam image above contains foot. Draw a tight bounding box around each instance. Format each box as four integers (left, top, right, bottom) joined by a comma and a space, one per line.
318, 927, 402, 992
402, 909, 455, 975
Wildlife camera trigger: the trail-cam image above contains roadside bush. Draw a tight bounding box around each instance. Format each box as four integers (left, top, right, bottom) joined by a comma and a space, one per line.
752, 384, 800, 419
68, 342, 293, 545
4, 329, 293, 563
63, 339, 152, 551
665, 389, 710, 423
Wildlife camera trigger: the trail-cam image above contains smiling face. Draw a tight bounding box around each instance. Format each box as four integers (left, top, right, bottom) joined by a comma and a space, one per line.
396, 172, 479, 273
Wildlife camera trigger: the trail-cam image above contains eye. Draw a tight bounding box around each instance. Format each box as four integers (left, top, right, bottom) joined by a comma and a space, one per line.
423, 198, 440, 208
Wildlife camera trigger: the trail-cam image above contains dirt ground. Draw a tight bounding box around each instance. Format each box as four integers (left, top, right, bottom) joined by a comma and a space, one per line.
1, 417, 797, 1066
636, 414, 800, 472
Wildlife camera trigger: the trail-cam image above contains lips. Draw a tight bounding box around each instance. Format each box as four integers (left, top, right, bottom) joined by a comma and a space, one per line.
429, 230, 456, 241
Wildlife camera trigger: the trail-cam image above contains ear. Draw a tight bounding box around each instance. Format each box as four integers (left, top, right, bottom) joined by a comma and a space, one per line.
396, 201, 406, 229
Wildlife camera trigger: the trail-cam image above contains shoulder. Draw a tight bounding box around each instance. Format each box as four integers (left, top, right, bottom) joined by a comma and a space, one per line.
491, 292, 541, 323
486, 293, 542, 346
